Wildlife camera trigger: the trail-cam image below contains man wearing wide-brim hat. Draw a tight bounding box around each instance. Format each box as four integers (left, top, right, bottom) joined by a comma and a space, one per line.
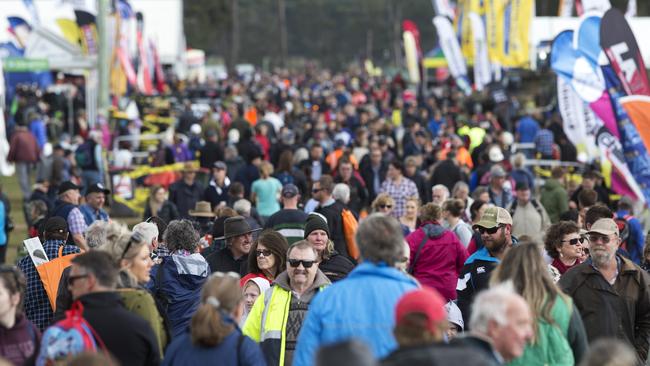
188, 201, 216, 237
206, 216, 262, 276
168, 161, 204, 219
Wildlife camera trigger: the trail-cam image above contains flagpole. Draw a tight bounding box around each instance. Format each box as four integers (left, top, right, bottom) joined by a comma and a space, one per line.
97, 0, 110, 125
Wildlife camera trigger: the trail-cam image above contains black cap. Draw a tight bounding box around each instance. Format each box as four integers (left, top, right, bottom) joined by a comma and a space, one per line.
515, 181, 530, 191
58, 181, 81, 195
86, 183, 110, 195
281, 184, 299, 198
43, 217, 68, 234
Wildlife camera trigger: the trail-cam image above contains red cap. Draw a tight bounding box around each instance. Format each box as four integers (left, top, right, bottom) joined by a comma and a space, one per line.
395, 288, 447, 333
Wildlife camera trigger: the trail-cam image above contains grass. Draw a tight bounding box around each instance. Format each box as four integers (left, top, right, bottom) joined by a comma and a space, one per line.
3, 173, 28, 264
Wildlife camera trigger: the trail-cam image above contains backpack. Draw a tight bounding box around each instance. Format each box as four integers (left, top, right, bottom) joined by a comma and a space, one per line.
36, 246, 81, 311
36, 301, 108, 366
509, 199, 546, 227
74, 141, 94, 170
615, 215, 632, 252
341, 208, 360, 261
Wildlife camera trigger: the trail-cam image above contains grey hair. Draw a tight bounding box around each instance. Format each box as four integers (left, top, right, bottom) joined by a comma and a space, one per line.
470, 281, 517, 333
451, 181, 469, 197
287, 240, 318, 260
431, 184, 450, 200
233, 199, 252, 216
511, 153, 526, 169
578, 338, 637, 366
86, 221, 128, 249
355, 213, 404, 266
332, 183, 350, 204
164, 219, 200, 252
132, 222, 159, 247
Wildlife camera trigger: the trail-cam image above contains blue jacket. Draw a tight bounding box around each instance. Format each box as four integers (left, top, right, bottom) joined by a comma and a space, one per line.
148, 253, 209, 338
0, 201, 6, 245
29, 119, 47, 149
163, 329, 266, 366
293, 262, 418, 366
616, 210, 645, 265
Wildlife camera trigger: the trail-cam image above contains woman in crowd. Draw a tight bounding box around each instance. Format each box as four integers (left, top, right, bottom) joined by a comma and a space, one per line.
304, 213, 355, 282
163, 272, 265, 366
149, 220, 210, 339
143, 185, 180, 224
544, 221, 585, 275
250, 161, 283, 219
443, 199, 473, 247
491, 242, 588, 365
103, 230, 168, 356
451, 181, 473, 222
240, 230, 288, 285
399, 197, 419, 234
372, 193, 409, 236
240, 277, 271, 327
0, 265, 40, 365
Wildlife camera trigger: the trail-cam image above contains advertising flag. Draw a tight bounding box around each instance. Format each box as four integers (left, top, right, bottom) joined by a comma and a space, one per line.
469, 12, 491, 91
431, 0, 455, 20
620, 95, 650, 153
433, 15, 472, 95
502, 0, 533, 68
557, 77, 600, 160
7, 16, 32, 48
74, 10, 98, 55
484, 0, 503, 64
600, 7, 650, 96
403, 20, 422, 84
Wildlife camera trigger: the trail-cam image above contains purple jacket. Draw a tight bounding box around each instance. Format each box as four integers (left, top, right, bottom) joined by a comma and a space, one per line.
0, 315, 40, 365
406, 221, 468, 301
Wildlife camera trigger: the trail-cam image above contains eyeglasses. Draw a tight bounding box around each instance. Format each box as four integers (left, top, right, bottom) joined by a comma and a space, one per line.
288, 259, 315, 268
588, 234, 611, 244
379, 204, 393, 209
562, 237, 586, 246
256, 249, 272, 258
312, 188, 323, 194
121, 231, 144, 260
67, 274, 89, 286
478, 225, 503, 235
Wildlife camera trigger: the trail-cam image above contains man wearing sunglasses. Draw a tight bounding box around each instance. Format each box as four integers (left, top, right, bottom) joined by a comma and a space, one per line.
456, 206, 516, 327
559, 218, 650, 363
243, 240, 330, 366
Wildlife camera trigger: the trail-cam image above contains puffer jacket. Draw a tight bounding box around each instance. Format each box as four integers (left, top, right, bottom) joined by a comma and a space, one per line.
406, 222, 468, 300
540, 178, 569, 223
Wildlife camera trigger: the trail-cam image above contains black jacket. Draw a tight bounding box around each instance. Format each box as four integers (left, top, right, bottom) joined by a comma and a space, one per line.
206, 247, 249, 277
430, 159, 465, 193
320, 251, 355, 282
450, 336, 502, 365
359, 160, 387, 202
77, 292, 160, 366
142, 201, 180, 224
168, 180, 204, 219
199, 140, 224, 169
381, 343, 497, 366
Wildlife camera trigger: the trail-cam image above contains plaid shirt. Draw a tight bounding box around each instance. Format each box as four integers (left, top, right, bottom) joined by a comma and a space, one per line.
18, 240, 81, 330
380, 176, 419, 218
67, 207, 87, 235
534, 129, 554, 157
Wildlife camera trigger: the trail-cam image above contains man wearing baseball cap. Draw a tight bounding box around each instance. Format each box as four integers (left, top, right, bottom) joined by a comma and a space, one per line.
264, 184, 308, 245
204, 161, 230, 210
382, 288, 489, 365
560, 218, 650, 362
79, 183, 110, 226
456, 206, 516, 327
51, 181, 88, 250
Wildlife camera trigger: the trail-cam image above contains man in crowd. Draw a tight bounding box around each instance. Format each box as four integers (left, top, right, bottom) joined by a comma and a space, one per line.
61, 251, 160, 365
204, 161, 230, 210
570, 171, 610, 208
455, 283, 534, 364
540, 166, 569, 224
300, 143, 330, 183
457, 207, 516, 325
559, 218, 650, 362
359, 146, 387, 203
487, 165, 512, 208
264, 184, 308, 244
244, 240, 330, 366
431, 184, 450, 206
7, 120, 40, 199
168, 162, 204, 218
333, 159, 368, 214
294, 214, 418, 365
313, 175, 349, 258
51, 181, 88, 250
79, 183, 110, 226
133, 221, 161, 261
206, 216, 261, 275
616, 196, 645, 265
379, 159, 419, 218
18, 217, 81, 330
508, 182, 550, 244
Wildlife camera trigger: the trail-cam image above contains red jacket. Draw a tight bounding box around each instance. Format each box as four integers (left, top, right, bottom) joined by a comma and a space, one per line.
8, 129, 40, 163
406, 221, 468, 301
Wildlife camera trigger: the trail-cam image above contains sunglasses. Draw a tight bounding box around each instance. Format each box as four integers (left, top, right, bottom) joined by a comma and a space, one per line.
121, 231, 145, 260
478, 225, 503, 235
588, 234, 611, 244
379, 204, 393, 209
256, 249, 272, 258
288, 259, 315, 268
562, 237, 586, 246
67, 274, 89, 286
312, 188, 323, 194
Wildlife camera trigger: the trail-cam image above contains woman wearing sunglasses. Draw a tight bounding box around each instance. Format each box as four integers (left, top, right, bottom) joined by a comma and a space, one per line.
0, 265, 40, 365
545, 221, 585, 275
240, 230, 288, 286
371, 194, 410, 237
103, 230, 168, 358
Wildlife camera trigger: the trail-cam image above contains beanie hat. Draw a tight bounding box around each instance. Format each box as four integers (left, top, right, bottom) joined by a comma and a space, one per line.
304, 212, 330, 238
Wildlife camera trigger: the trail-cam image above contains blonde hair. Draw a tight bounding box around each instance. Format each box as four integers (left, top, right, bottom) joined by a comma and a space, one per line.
191, 274, 243, 347
259, 161, 274, 178
371, 193, 395, 212
101, 231, 149, 287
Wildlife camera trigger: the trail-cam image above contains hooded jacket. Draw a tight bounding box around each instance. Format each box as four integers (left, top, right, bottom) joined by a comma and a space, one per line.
406, 222, 468, 300
540, 178, 569, 224
243, 269, 330, 366
0, 315, 40, 366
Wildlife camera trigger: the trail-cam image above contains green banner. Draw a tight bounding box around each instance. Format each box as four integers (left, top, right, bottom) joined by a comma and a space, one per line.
3, 57, 50, 72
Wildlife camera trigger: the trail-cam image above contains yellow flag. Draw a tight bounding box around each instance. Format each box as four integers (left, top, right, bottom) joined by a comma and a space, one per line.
56, 18, 81, 46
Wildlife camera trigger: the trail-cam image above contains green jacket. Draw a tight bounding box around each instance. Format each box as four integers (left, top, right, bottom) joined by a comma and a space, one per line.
540, 178, 569, 224
242, 270, 330, 366
118, 288, 168, 359
508, 295, 575, 366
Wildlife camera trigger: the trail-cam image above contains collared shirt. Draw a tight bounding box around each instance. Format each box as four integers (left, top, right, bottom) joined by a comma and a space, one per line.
588, 256, 621, 285
380, 177, 419, 218
67, 207, 87, 235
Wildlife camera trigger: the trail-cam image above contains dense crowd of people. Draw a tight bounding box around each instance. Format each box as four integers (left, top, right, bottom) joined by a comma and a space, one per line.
1, 69, 650, 365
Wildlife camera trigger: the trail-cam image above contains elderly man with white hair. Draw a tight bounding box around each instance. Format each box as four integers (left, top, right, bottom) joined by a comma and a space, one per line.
133, 221, 161, 262
431, 184, 450, 206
